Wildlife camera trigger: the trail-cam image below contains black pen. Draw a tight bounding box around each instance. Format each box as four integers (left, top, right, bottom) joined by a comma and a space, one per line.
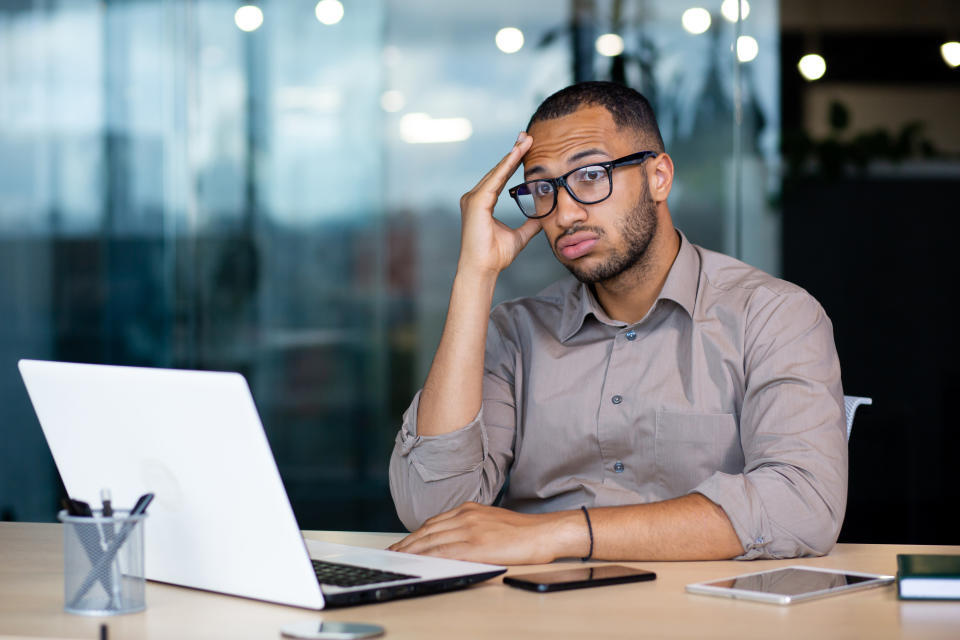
100, 489, 113, 518
100, 489, 116, 544
63, 497, 116, 598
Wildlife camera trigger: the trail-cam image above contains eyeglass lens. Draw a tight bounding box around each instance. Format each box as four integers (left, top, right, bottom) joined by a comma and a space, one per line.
514, 165, 612, 218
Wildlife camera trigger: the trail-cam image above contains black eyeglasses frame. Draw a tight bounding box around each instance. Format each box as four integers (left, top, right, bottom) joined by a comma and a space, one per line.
507, 150, 659, 219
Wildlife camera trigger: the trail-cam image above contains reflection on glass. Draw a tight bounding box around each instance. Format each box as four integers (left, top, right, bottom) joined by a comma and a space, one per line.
719, 568, 860, 596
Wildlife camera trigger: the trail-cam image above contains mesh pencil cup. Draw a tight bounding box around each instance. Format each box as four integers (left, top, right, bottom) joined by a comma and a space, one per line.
58, 509, 147, 615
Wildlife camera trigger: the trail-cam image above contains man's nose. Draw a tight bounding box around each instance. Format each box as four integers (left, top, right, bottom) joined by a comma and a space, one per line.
554, 184, 588, 229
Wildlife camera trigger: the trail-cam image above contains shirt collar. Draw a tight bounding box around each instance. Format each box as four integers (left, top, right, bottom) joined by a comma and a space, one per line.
558, 229, 700, 342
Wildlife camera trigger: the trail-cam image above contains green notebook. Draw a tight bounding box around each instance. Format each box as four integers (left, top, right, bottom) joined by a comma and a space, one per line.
897, 554, 960, 600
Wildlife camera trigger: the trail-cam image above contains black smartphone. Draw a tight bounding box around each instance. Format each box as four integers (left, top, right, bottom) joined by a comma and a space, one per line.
503, 565, 656, 592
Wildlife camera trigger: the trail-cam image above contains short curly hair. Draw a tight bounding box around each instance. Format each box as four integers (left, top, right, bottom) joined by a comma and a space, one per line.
527, 81, 665, 152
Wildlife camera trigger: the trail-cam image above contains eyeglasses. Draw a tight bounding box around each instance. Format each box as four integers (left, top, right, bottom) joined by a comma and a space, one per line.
508, 151, 658, 219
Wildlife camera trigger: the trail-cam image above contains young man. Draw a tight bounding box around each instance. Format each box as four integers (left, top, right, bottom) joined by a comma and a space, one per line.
388, 82, 847, 565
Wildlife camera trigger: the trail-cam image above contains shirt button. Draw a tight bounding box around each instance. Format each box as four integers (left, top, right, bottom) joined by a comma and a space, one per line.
625, 330, 637, 341
613, 461, 625, 473
611, 395, 623, 405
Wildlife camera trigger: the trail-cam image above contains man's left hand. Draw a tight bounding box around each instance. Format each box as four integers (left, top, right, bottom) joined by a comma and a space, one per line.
387, 502, 585, 565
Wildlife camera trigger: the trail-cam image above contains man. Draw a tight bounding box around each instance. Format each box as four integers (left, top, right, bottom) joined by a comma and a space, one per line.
388, 82, 847, 565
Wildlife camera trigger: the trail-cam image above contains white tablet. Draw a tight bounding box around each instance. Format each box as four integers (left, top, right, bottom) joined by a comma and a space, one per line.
685, 566, 895, 605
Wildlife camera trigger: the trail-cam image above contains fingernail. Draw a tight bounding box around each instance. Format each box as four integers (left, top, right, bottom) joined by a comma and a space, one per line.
516, 132, 525, 144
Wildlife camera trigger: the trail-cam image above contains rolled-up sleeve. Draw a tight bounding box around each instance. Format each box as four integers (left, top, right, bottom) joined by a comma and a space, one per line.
389, 318, 518, 531
693, 289, 848, 560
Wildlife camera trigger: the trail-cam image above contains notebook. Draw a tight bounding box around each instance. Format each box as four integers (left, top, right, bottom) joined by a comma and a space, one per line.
897, 554, 960, 600
19, 359, 505, 609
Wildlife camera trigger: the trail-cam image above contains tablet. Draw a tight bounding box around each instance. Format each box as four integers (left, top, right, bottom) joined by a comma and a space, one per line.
685, 566, 895, 605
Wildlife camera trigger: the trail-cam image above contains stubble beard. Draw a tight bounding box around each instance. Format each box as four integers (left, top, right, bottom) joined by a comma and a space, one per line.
559, 190, 659, 286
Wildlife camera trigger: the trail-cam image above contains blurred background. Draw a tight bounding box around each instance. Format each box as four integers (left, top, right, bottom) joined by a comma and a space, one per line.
1, 0, 957, 541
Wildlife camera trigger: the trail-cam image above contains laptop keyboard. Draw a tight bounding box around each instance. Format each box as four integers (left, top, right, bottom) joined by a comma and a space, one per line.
311, 560, 419, 587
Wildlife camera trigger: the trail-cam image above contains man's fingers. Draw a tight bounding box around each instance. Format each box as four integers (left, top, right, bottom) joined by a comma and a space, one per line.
389, 508, 477, 552
513, 217, 543, 250
472, 133, 532, 197
392, 528, 470, 557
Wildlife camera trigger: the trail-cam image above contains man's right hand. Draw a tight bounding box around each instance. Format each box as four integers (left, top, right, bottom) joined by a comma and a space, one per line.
457, 132, 541, 276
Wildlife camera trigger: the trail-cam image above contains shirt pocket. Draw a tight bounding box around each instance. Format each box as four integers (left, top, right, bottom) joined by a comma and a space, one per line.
655, 410, 742, 497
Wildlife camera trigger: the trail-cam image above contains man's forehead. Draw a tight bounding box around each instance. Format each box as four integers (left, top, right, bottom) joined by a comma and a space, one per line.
523, 105, 636, 172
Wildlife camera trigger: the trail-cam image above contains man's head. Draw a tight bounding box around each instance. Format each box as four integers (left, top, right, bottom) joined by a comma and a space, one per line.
520, 82, 673, 286
527, 81, 665, 154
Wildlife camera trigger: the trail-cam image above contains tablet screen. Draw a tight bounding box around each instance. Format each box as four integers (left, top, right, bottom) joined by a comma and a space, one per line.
703, 567, 875, 596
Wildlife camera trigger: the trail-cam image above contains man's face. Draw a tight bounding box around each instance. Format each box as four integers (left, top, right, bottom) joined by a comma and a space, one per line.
523, 106, 659, 285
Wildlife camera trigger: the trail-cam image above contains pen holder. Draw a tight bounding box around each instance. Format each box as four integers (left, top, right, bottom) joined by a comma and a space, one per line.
58, 509, 147, 615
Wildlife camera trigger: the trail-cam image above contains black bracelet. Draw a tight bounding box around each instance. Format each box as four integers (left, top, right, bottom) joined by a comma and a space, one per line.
580, 506, 594, 562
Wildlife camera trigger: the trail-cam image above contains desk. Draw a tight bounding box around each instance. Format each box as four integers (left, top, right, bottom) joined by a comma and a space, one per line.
1, 523, 958, 640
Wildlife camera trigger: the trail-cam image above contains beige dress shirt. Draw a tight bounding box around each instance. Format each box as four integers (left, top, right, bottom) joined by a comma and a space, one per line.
389, 231, 847, 559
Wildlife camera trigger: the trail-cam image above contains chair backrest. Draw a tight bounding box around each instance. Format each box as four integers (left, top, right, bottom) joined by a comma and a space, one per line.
843, 395, 872, 440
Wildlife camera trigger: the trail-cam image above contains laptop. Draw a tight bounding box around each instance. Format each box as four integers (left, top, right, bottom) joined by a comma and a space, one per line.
18, 359, 506, 609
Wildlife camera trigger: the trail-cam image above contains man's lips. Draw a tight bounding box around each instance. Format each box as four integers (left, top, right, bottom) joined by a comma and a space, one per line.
557, 232, 600, 260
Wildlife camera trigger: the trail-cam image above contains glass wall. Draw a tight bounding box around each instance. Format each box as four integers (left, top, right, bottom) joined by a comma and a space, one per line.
0, 0, 778, 529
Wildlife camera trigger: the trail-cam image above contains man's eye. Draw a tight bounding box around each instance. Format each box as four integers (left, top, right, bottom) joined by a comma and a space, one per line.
534, 181, 555, 197
576, 167, 605, 182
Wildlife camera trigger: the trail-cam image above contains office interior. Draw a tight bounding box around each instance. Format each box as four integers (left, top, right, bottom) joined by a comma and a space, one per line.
0, 0, 957, 545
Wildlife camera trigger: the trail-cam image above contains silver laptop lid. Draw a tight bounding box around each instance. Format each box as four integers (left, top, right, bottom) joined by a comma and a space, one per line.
19, 359, 325, 609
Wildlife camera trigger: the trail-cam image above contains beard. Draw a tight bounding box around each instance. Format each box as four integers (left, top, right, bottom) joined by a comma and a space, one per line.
557, 189, 659, 285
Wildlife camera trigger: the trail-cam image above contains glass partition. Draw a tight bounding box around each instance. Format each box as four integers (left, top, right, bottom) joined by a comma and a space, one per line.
0, 0, 778, 529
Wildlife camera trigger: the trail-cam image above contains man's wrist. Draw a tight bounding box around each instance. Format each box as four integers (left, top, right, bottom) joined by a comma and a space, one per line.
452, 264, 499, 296
545, 509, 595, 561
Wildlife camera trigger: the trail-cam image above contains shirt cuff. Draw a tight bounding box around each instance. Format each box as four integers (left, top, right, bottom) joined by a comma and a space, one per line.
395, 390, 489, 482
692, 472, 773, 560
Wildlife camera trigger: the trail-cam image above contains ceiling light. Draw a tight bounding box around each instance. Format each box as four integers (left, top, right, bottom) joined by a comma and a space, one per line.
380, 90, 405, 113
234, 5, 263, 32
941, 41, 960, 68
495, 27, 525, 54
399, 113, 473, 144
596, 33, 625, 57
798, 54, 826, 81
681, 8, 711, 35
720, 0, 750, 22
315, 0, 344, 26
736, 35, 758, 62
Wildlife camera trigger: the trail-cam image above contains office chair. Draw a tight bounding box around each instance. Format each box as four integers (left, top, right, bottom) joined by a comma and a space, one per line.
843, 395, 872, 440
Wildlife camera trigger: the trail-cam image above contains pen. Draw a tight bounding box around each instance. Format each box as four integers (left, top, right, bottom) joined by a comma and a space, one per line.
100, 489, 113, 518
62, 497, 115, 598
69, 493, 155, 608
100, 488, 119, 608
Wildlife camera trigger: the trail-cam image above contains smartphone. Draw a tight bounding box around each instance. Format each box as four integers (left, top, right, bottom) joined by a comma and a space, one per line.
503, 564, 656, 592
280, 621, 385, 639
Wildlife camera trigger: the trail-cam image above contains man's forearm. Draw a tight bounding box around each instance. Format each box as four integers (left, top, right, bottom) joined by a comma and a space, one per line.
416, 268, 498, 436
390, 493, 745, 564
551, 493, 744, 561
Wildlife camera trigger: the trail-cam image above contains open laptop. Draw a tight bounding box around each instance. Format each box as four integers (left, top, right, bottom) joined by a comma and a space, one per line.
18, 359, 505, 609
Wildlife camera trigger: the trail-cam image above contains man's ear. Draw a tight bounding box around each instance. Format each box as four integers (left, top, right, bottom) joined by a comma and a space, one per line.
648, 153, 674, 203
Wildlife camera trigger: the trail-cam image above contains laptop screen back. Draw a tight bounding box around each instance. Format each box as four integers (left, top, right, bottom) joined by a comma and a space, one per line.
19, 359, 325, 609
